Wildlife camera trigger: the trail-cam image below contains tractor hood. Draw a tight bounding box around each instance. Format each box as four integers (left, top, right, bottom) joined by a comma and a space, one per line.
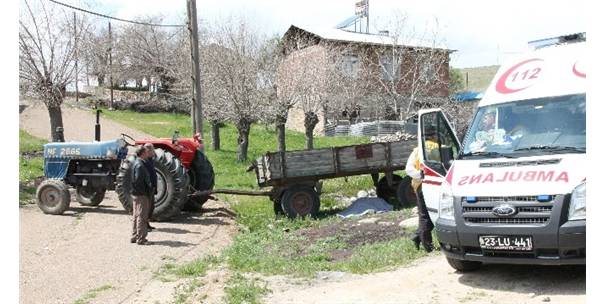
44, 139, 128, 160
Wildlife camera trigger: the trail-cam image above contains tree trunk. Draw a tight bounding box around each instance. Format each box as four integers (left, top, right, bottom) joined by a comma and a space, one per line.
97, 74, 105, 86
276, 115, 287, 152
304, 112, 319, 150
237, 121, 251, 162
47, 104, 65, 142
211, 120, 221, 151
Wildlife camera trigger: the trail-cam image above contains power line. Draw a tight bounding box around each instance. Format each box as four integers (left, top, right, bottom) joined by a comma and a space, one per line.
48, 0, 185, 28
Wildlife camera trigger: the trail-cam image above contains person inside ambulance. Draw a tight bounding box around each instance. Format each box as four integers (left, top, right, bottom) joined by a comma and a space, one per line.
468, 108, 508, 152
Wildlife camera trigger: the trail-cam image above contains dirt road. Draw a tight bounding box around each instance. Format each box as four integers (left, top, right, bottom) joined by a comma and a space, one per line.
264, 255, 585, 304
19, 99, 152, 142
20, 193, 237, 304
19, 100, 237, 303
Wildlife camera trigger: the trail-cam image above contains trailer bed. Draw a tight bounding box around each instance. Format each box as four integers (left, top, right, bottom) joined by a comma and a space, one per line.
253, 139, 417, 187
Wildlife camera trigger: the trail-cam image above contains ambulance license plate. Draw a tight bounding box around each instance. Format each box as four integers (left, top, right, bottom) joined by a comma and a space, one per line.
479, 235, 533, 251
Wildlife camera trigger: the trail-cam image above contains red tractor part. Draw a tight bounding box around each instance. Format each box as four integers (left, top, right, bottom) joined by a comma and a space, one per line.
116, 132, 214, 220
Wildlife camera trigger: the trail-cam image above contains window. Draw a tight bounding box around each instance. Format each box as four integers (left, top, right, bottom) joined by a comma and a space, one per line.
421, 111, 460, 175
380, 55, 400, 81
341, 54, 360, 78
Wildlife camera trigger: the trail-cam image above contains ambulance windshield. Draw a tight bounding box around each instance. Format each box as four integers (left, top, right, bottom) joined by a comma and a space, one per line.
461, 94, 585, 157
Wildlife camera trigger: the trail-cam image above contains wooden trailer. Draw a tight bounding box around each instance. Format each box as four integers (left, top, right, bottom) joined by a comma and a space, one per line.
249, 139, 419, 218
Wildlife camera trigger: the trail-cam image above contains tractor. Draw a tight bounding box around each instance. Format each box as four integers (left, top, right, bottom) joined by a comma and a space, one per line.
35, 111, 215, 221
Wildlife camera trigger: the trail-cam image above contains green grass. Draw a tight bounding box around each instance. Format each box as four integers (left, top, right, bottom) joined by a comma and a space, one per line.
99, 108, 369, 191
19, 130, 46, 205
101, 109, 428, 299
224, 274, 269, 304
73, 285, 113, 304
456, 65, 500, 92
224, 220, 427, 277
20, 129, 47, 153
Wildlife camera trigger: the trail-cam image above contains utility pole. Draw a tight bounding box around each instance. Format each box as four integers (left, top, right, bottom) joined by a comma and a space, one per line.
366, 0, 369, 33
187, 0, 203, 139
73, 12, 79, 103
108, 21, 114, 110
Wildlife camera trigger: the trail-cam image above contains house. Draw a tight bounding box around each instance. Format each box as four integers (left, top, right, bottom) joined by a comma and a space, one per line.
277, 24, 454, 135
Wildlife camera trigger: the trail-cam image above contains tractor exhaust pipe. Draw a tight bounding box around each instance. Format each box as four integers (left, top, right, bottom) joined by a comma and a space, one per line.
95, 109, 102, 141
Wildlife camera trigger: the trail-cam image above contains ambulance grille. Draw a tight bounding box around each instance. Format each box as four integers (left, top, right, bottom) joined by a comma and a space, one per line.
462, 196, 554, 226
465, 217, 549, 224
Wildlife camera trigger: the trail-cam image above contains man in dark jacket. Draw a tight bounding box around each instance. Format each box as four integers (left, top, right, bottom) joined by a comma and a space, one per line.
143, 143, 157, 230
131, 146, 154, 245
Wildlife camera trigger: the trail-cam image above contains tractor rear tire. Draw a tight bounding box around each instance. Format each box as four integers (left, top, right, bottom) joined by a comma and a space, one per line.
36, 179, 71, 215
183, 150, 215, 211
116, 149, 189, 221
76, 186, 106, 206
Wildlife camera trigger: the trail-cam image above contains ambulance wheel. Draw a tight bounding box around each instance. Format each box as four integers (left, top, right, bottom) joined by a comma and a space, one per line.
36, 179, 71, 215
446, 257, 482, 272
76, 186, 106, 206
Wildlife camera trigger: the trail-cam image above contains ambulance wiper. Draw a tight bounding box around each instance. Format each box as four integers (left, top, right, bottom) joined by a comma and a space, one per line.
513, 145, 585, 153
460, 151, 517, 159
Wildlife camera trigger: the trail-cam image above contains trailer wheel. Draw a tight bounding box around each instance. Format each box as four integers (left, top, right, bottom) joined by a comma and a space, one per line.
376, 174, 402, 204
36, 179, 71, 215
281, 186, 320, 219
76, 186, 106, 206
446, 257, 482, 272
396, 176, 417, 208
116, 149, 189, 221
183, 150, 215, 211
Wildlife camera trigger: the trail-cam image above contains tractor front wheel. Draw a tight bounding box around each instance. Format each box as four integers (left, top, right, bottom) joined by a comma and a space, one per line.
76, 186, 106, 206
36, 179, 71, 215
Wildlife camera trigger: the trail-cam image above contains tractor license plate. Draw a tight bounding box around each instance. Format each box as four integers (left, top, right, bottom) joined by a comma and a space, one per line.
479, 235, 533, 251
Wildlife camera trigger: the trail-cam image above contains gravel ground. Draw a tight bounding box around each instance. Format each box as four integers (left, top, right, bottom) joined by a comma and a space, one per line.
20, 190, 237, 304
263, 255, 586, 304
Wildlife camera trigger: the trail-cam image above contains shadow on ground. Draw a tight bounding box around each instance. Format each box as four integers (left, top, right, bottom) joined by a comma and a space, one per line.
457, 264, 585, 296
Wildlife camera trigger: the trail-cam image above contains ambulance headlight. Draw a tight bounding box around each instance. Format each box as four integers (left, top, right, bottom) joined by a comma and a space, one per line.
439, 183, 455, 220
568, 182, 586, 221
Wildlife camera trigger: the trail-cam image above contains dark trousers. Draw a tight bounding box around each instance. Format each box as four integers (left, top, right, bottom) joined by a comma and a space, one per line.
132, 195, 150, 242
414, 186, 434, 245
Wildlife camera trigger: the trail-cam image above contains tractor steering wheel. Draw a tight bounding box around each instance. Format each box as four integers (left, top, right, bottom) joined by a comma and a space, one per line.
121, 133, 136, 146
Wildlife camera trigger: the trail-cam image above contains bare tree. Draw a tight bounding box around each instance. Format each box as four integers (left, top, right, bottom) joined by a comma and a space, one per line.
278, 47, 330, 150
19, 0, 89, 141
366, 12, 450, 121
204, 17, 266, 161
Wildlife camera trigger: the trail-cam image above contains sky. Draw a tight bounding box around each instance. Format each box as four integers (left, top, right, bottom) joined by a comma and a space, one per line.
46, 0, 589, 68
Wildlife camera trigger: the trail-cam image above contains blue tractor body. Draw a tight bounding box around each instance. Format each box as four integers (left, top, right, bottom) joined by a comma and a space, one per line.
44, 139, 128, 179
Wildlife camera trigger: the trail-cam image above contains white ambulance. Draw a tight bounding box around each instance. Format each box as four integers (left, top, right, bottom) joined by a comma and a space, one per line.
417, 37, 585, 271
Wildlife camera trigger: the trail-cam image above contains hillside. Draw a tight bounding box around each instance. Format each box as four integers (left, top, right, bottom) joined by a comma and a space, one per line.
456, 65, 500, 92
